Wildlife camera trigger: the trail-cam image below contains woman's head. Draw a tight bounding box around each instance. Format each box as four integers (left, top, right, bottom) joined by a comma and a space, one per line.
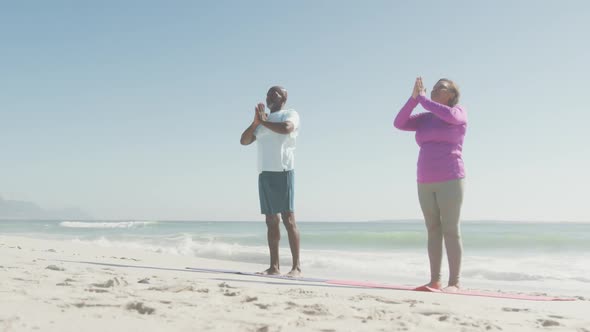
431, 78, 460, 107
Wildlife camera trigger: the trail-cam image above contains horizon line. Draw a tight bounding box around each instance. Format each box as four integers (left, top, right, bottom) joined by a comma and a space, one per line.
1, 218, 589, 224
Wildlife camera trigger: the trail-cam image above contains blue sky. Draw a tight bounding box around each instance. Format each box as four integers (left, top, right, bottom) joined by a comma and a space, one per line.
1, 1, 588, 221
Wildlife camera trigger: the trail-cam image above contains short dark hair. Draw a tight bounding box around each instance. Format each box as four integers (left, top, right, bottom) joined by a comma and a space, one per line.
270, 86, 288, 103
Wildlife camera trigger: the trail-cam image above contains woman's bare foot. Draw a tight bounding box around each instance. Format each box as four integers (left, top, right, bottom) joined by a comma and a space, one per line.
414, 281, 442, 291
443, 284, 460, 293
257, 267, 280, 275
285, 267, 301, 277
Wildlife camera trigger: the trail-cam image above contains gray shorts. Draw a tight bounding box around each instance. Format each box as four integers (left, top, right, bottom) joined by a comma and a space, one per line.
258, 170, 294, 215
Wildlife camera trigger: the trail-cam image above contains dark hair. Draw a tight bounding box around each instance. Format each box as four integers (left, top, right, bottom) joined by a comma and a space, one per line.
438, 78, 460, 107
270, 86, 288, 103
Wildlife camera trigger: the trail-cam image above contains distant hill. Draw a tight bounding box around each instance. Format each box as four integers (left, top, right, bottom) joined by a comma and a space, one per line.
0, 196, 90, 220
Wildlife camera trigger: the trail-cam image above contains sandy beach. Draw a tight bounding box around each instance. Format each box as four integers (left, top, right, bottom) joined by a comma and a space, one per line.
1, 235, 588, 332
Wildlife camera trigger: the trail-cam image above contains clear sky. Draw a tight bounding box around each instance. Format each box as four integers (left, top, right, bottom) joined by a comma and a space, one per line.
1, 1, 589, 221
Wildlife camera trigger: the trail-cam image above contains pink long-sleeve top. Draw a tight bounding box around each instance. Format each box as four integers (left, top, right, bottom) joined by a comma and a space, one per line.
394, 95, 467, 184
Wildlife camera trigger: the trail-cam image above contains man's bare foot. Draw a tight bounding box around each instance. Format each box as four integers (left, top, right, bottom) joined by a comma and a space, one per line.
414, 281, 442, 291
257, 267, 280, 275
285, 267, 301, 277
443, 284, 460, 293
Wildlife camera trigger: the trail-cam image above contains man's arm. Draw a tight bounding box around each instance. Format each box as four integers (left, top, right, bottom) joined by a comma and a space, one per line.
240, 123, 258, 145
240, 104, 265, 145
260, 121, 295, 135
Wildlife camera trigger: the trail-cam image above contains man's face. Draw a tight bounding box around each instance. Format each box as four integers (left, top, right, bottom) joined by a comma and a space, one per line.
266, 88, 285, 110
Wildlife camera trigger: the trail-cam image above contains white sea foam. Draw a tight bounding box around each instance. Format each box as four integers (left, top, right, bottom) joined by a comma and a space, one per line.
60, 221, 157, 229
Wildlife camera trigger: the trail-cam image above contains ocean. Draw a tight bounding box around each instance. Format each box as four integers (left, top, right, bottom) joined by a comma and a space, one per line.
2, 220, 589, 296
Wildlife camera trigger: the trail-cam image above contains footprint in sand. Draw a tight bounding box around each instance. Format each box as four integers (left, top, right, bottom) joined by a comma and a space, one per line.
85, 277, 127, 292
434, 314, 501, 331
12, 278, 39, 283
126, 302, 155, 315
486, 323, 503, 330
45, 265, 65, 271
256, 326, 269, 332
218, 282, 239, 296
365, 308, 389, 321
85, 288, 109, 293
110, 256, 140, 261
92, 278, 122, 288
148, 285, 197, 293
349, 294, 402, 305
404, 299, 423, 304
417, 310, 449, 317
502, 307, 530, 312
301, 303, 330, 316
73, 303, 119, 309
243, 296, 258, 303
458, 318, 502, 331
537, 319, 560, 327
283, 288, 315, 298
218, 282, 235, 289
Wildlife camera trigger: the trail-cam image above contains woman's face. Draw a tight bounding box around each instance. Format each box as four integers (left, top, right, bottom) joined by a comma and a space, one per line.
431, 80, 455, 106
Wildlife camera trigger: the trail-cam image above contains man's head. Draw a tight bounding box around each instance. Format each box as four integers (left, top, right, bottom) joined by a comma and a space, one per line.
266, 86, 288, 112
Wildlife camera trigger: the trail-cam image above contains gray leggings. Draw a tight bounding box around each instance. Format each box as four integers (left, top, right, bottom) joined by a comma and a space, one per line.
417, 179, 464, 286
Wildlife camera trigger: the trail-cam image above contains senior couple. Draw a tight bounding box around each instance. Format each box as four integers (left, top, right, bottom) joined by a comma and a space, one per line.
240, 78, 467, 292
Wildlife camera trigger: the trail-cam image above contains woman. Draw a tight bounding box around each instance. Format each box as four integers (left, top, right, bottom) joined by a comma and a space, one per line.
394, 77, 467, 292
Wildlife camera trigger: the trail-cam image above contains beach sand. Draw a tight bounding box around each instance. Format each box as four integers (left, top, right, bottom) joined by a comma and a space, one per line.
1, 235, 588, 332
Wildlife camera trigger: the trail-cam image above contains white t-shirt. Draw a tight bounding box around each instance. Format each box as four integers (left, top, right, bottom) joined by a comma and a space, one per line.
254, 109, 300, 173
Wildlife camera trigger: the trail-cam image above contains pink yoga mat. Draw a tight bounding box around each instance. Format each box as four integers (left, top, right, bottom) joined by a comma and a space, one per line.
326, 280, 575, 301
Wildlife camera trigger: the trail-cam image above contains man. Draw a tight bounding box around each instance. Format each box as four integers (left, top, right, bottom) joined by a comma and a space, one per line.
240, 86, 301, 277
